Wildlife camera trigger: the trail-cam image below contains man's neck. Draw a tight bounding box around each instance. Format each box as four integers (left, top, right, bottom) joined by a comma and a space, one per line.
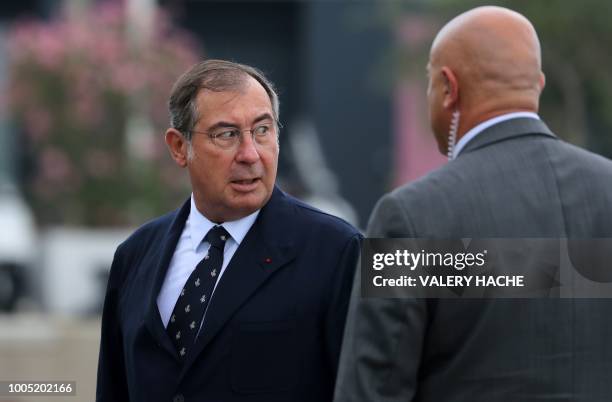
451, 110, 540, 159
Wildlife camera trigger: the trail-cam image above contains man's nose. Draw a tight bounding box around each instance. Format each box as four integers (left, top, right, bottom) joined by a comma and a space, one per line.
234, 132, 261, 163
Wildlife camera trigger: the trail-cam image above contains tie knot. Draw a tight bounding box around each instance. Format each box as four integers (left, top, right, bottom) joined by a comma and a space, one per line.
205, 225, 230, 250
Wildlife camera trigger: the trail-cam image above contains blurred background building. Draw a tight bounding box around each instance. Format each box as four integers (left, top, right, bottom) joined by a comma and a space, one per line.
0, 0, 611, 400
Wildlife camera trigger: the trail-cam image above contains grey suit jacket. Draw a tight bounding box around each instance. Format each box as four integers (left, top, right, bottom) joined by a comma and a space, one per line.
334, 118, 612, 402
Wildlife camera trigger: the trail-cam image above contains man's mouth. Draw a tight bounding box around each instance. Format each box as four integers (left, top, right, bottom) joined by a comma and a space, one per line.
232, 178, 258, 185
230, 178, 261, 192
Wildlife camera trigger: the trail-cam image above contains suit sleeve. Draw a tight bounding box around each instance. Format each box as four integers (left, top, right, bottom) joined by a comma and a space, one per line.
96, 244, 130, 402
324, 232, 363, 380
334, 194, 428, 402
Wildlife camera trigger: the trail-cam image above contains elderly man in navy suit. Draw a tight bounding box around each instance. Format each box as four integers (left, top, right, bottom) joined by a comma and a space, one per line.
96, 59, 361, 402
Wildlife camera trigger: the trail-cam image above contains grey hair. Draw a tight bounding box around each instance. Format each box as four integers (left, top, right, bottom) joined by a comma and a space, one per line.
168, 59, 280, 142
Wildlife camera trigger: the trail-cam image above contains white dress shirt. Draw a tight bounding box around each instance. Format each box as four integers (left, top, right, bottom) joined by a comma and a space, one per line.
451, 111, 540, 160
157, 195, 259, 328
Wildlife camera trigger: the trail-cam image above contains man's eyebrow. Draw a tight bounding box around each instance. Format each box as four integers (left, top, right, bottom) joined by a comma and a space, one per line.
204, 113, 274, 132
206, 121, 238, 131
252, 113, 274, 124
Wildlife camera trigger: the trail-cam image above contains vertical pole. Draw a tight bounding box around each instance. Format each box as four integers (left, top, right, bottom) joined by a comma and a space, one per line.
0, 24, 13, 185
124, 0, 156, 159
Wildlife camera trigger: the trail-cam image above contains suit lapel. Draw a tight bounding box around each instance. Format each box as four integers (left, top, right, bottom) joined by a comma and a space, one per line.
144, 199, 191, 360
179, 187, 297, 378
461, 117, 556, 156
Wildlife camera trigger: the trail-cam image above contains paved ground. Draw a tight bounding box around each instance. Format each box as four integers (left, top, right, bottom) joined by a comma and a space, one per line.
0, 314, 100, 402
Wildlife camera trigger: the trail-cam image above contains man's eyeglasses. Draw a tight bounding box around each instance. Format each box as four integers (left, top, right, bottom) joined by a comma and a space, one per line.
190, 122, 278, 150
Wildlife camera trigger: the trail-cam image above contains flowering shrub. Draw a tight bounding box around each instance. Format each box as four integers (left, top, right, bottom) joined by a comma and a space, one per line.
7, 1, 201, 226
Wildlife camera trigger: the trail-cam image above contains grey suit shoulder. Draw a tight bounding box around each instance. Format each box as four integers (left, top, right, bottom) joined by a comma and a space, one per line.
371, 118, 612, 238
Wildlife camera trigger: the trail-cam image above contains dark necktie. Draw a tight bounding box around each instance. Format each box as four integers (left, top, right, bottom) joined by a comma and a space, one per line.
166, 225, 229, 360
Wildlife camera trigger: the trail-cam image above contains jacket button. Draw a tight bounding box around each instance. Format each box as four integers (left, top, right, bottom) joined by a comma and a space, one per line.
173, 394, 184, 402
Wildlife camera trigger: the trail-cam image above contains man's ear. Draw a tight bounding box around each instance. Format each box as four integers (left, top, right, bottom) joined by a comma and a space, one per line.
441, 66, 459, 110
165, 128, 189, 168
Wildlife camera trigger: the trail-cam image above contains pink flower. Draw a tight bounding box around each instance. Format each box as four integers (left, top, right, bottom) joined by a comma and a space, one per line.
32, 25, 65, 69
8, 0, 203, 226
40, 147, 73, 182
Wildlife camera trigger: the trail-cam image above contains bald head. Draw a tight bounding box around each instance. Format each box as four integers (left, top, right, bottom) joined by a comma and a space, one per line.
433, 6, 542, 97
427, 6, 545, 152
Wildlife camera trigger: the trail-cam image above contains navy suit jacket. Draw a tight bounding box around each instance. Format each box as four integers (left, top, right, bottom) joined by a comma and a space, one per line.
97, 187, 362, 402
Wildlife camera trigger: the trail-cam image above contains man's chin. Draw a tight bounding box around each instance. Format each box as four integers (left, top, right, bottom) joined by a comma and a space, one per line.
227, 192, 270, 216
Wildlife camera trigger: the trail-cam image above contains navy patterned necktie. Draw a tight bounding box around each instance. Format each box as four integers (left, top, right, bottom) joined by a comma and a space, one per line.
166, 225, 230, 360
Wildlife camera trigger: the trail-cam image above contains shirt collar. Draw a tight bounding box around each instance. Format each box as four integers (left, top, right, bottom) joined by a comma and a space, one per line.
188, 195, 260, 251
452, 112, 540, 160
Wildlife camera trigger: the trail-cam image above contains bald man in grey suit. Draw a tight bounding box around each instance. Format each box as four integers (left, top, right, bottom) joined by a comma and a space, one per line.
335, 6, 612, 402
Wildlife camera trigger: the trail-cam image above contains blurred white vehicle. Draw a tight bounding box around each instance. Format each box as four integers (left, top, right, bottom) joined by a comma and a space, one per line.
0, 180, 36, 311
